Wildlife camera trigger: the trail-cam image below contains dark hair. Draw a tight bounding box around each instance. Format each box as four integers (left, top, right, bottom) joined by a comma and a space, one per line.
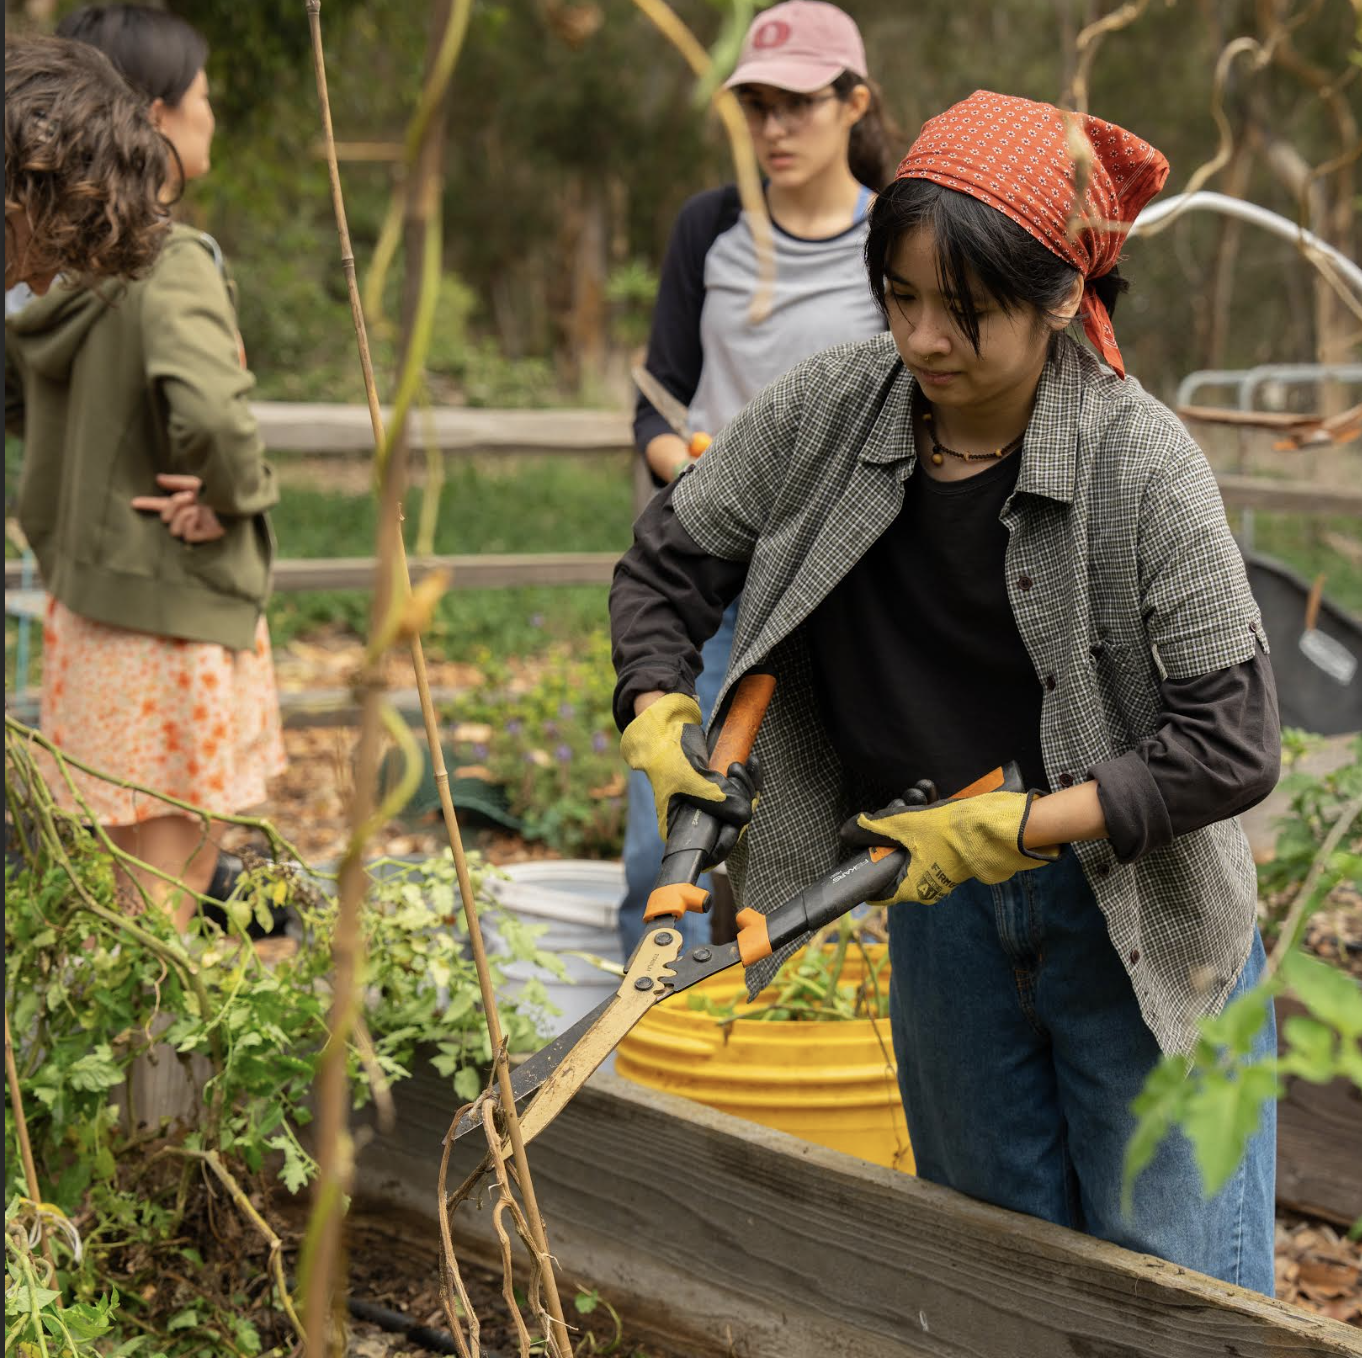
4, 34, 170, 283
831, 71, 902, 191
56, 4, 208, 107
864, 177, 1129, 354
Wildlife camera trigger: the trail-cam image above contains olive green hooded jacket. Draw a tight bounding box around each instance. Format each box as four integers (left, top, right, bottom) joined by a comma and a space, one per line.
5, 226, 277, 652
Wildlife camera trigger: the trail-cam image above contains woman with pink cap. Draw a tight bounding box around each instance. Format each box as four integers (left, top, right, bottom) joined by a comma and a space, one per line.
618, 1, 898, 957
613, 90, 1279, 1290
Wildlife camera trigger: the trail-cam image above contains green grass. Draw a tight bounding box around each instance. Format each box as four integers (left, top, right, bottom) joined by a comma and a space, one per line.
266, 583, 611, 656
263, 452, 631, 657
269, 452, 634, 557
1248, 514, 1362, 617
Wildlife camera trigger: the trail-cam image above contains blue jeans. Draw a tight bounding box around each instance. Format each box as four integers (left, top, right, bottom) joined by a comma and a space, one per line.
887, 849, 1277, 1294
618, 600, 739, 958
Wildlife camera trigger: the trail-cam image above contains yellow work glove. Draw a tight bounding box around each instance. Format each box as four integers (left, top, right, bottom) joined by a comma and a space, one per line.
620, 693, 761, 852
840, 789, 1060, 906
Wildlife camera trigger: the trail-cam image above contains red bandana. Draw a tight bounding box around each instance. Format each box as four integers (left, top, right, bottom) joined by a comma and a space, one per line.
896, 90, 1169, 379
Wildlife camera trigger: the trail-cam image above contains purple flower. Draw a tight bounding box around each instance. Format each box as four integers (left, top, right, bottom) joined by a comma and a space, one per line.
558, 702, 576, 720
473, 742, 489, 760
542, 720, 558, 738
529, 612, 544, 629
505, 719, 523, 737
555, 743, 573, 764
591, 731, 609, 754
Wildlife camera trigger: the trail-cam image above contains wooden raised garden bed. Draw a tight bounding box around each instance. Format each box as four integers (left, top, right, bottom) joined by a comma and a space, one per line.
355, 1062, 1359, 1358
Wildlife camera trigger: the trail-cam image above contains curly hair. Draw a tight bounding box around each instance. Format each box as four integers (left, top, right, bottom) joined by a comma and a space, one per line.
4, 34, 171, 286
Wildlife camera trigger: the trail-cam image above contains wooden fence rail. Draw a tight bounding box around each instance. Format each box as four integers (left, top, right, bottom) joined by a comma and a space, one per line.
249, 402, 1362, 514
252, 401, 631, 455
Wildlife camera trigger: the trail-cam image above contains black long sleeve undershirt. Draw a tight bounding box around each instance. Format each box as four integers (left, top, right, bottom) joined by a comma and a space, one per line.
611, 480, 1282, 865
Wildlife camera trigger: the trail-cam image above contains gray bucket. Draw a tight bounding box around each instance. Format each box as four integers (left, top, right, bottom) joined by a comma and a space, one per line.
486, 861, 624, 1040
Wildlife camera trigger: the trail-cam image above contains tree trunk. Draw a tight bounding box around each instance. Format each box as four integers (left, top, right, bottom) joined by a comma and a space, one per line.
569, 169, 611, 399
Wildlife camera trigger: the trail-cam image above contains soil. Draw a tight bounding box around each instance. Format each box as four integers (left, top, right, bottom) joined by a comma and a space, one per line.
340, 1208, 696, 1358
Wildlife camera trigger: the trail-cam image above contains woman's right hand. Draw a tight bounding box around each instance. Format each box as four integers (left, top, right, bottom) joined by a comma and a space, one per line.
644, 432, 695, 484
620, 692, 761, 849
131, 473, 226, 544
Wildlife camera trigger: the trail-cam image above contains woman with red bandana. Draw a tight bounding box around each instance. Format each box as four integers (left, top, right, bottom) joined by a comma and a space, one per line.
611, 91, 1279, 1289
618, 0, 897, 959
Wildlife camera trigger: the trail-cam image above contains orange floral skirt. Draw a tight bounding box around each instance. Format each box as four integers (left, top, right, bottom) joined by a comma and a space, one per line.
37, 598, 286, 826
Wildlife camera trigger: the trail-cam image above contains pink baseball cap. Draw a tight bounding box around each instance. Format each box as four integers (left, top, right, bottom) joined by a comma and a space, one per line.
723, 1, 868, 93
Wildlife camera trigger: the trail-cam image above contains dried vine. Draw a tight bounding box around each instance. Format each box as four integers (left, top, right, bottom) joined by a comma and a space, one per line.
302, 3, 571, 1352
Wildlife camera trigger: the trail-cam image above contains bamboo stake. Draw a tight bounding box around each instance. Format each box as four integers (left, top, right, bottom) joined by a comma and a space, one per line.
302, 5, 570, 1352
4, 1012, 58, 1283
302, 6, 406, 1351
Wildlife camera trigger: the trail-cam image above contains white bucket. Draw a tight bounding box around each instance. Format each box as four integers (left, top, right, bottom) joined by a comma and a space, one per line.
485, 861, 624, 1041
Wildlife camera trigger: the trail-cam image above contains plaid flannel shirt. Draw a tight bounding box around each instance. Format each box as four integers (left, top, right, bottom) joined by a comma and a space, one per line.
670, 331, 1268, 1057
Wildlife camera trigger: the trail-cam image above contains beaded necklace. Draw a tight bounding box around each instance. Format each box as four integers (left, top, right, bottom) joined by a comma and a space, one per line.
919, 403, 1025, 467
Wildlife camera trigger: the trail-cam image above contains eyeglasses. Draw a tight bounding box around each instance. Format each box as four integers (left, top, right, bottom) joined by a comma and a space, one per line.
736, 90, 839, 134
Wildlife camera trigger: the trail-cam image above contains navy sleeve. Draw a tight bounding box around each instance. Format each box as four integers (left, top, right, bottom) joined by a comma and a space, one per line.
633, 186, 741, 478
1090, 647, 1281, 863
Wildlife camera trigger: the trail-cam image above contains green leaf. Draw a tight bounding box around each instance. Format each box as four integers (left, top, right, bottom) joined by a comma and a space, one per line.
1281, 950, 1362, 1040
1122, 1055, 1191, 1216
7, 1282, 61, 1312
230, 1314, 263, 1355
54, 1298, 114, 1341
268, 1134, 312, 1194
167, 1306, 199, 1331
574, 1287, 600, 1314
453, 1066, 483, 1103
67, 1044, 125, 1091
1280, 1014, 1338, 1083
1182, 1062, 1279, 1198
1199, 988, 1274, 1056
253, 896, 276, 934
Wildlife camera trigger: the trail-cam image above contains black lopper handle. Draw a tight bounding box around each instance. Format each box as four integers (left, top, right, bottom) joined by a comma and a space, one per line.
645, 671, 775, 920
732, 762, 1026, 967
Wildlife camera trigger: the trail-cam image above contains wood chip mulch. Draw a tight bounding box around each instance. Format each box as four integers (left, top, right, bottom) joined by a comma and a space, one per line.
1275, 1214, 1362, 1325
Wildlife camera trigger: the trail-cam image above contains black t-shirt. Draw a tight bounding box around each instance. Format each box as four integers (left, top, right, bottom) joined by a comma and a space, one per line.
805, 451, 1048, 803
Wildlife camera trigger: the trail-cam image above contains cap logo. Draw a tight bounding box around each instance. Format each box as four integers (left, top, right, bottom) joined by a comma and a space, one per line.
752, 19, 791, 49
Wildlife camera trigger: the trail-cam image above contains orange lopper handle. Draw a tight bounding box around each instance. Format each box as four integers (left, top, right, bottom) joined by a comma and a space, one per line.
707, 672, 775, 775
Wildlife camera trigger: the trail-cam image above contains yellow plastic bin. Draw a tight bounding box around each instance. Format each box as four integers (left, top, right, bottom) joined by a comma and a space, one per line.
615, 944, 913, 1172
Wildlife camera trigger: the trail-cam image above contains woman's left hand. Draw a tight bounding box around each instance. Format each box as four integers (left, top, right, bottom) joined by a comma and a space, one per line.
131, 473, 226, 544
840, 790, 1060, 905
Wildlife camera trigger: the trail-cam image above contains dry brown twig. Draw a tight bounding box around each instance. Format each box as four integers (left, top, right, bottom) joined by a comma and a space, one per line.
1066, 2, 1362, 329
434, 1071, 571, 1358
1068, 0, 1165, 113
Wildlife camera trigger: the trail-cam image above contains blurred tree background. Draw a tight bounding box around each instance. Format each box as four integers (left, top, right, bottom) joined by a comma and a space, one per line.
8, 0, 1358, 406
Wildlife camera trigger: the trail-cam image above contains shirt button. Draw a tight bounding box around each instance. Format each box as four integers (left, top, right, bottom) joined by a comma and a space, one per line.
1097, 863, 1111, 877
1045, 673, 1057, 691
1129, 949, 1140, 964
1017, 573, 1033, 591
1058, 772, 1074, 787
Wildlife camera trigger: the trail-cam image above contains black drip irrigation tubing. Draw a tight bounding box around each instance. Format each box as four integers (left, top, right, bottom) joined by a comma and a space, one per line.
346, 1294, 495, 1355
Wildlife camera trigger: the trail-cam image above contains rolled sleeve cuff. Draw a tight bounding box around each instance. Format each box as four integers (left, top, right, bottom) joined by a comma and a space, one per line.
613, 660, 697, 732
1092, 752, 1173, 864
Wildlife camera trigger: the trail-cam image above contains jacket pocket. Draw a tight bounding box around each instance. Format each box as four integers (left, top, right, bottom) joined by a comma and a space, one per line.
1088, 629, 1161, 747
180, 514, 271, 605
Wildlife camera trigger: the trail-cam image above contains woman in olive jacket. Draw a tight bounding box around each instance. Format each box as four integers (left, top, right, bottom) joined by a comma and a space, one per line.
6, 6, 283, 927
